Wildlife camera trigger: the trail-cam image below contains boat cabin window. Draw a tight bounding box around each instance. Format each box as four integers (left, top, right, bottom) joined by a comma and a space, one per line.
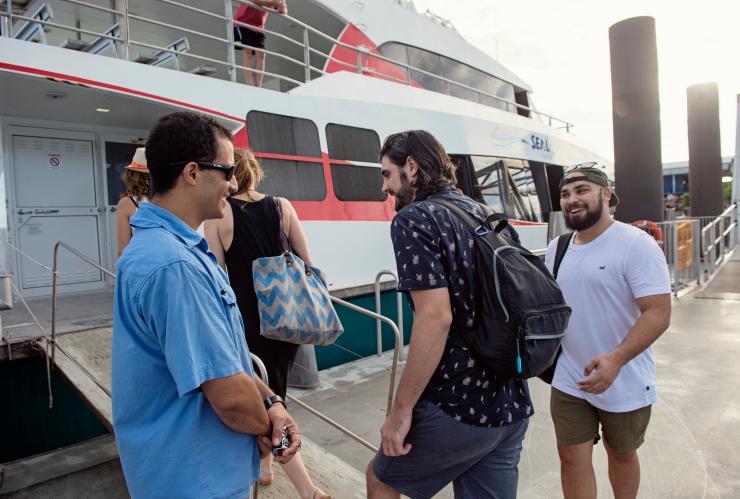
105, 142, 142, 204
326, 124, 380, 162
378, 42, 518, 113
464, 156, 545, 222
246, 111, 326, 201
326, 124, 386, 202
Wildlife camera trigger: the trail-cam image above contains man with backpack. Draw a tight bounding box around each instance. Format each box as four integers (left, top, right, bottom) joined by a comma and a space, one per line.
366, 130, 537, 499
545, 164, 671, 499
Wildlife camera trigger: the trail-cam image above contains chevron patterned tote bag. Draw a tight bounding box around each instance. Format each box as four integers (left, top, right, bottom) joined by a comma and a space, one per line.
251, 198, 343, 346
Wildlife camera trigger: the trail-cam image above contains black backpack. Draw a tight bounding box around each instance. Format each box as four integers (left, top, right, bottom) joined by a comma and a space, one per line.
430, 196, 572, 379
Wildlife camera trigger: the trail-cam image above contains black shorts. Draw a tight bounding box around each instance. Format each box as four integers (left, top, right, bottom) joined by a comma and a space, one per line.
234, 26, 265, 51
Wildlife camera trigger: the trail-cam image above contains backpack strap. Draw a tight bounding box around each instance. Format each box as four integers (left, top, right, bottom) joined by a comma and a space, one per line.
552, 233, 572, 279
429, 195, 505, 235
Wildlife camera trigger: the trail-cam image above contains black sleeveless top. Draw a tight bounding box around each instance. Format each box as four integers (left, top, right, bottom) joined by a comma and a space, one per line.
225, 196, 283, 337
224, 195, 298, 396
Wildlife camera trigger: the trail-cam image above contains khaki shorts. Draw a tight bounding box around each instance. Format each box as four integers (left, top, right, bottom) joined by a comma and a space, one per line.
550, 387, 651, 454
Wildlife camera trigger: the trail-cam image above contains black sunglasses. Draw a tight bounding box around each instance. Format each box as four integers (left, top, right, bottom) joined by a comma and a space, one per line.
563, 161, 598, 174
170, 161, 235, 181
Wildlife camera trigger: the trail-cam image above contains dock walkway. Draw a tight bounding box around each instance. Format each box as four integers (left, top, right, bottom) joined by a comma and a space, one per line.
2, 249, 740, 497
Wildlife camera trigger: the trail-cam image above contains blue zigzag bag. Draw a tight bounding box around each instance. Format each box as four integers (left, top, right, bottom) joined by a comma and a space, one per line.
251, 198, 343, 346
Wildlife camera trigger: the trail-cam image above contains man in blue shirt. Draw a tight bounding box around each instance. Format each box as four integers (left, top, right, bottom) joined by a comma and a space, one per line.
112, 111, 301, 498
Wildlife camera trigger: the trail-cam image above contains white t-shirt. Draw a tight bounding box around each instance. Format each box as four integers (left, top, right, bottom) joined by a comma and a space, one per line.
545, 221, 671, 412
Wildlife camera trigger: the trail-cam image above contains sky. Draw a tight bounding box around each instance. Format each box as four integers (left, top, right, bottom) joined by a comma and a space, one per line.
412, 0, 739, 163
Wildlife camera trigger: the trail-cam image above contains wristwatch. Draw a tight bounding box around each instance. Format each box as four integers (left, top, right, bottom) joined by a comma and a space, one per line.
264, 394, 286, 411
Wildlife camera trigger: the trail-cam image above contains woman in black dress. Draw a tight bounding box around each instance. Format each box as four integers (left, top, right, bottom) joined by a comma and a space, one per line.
205, 148, 329, 499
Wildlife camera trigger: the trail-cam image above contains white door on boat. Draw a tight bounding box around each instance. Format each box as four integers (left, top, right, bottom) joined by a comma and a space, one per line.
10, 130, 104, 298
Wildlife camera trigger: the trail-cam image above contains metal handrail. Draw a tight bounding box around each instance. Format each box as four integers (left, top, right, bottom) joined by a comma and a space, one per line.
50, 241, 114, 364
44, 239, 401, 455
4, 14, 124, 43
374, 270, 404, 358
329, 295, 402, 417
1, 0, 574, 130
278, 293, 404, 454
699, 203, 737, 280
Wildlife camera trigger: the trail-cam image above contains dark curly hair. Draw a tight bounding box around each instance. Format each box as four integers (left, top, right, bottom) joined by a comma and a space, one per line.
380, 130, 456, 200
121, 169, 150, 199
145, 112, 233, 196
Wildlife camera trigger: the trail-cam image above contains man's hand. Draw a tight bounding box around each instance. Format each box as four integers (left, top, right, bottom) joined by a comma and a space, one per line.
380, 407, 413, 457
578, 351, 623, 394
259, 404, 302, 464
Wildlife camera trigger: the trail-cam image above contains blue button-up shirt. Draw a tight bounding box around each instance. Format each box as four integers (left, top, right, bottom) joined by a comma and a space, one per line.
112, 202, 259, 499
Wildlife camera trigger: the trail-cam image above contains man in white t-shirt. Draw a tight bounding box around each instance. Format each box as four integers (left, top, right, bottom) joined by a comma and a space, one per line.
545, 164, 671, 499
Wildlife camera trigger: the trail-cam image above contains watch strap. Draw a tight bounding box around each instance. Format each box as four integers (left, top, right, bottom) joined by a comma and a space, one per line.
264, 394, 286, 411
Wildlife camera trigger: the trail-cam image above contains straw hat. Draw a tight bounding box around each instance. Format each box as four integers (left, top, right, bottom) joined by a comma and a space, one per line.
124, 147, 149, 173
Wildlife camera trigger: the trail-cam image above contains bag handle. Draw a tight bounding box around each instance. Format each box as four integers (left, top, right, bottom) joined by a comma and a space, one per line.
272, 197, 315, 276
272, 196, 291, 253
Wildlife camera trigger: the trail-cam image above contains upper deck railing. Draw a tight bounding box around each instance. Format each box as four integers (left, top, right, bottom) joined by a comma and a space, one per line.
1, 0, 574, 132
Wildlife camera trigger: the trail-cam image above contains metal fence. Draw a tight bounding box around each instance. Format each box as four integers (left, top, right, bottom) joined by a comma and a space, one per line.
655, 203, 738, 295
0, 0, 574, 131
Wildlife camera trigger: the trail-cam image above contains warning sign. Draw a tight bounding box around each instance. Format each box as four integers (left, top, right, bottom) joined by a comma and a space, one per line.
48, 154, 62, 170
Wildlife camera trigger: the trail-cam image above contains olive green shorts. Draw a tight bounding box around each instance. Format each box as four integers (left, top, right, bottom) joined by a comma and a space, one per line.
550, 387, 652, 454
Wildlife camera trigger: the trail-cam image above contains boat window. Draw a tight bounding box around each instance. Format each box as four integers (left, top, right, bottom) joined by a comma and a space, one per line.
326, 124, 386, 202
506, 161, 541, 222
470, 156, 543, 221
378, 42, 518, 114
470, 156, 505, 214
330, 164, 386, 202
105, 142, 141, 205
326, 124, 381, 162
246, 111, 321, 157
258, 159, 327, 201
407, 46, 448, 94
246, 111, 325, 201
379, 42, 409, 80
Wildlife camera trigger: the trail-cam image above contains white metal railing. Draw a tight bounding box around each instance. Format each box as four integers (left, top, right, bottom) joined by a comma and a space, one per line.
655, 219, 702, 296
699, 203, 738, 279
649, 204, 738, 296
5, 238, 403, 462
374, 270, 404, 358
0, 0, 574, 131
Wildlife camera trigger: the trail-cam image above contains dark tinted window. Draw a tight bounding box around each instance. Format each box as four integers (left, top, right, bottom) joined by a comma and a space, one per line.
378, 42, 519, 114
259, 159, 326, 201
407, 46, 448, 94
105, 142, 141, 204
247, 111, 321, 157
379, 42, 409, 81
330, 164, 386, 202
326, 124, 381, 162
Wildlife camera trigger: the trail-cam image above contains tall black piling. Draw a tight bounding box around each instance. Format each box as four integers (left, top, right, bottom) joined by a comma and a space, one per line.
609, 16, 664, 222
687, 82, 723, 217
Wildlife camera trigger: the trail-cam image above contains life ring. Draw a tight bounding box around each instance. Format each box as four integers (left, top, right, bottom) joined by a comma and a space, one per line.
631, 220, 664, 250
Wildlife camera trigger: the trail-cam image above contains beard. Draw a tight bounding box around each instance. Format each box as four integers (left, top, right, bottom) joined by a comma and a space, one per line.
564, 195, 604, 231
391, 171, 415, 211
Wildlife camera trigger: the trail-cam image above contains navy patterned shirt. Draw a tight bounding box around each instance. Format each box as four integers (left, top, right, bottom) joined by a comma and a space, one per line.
391, 188, 533, 427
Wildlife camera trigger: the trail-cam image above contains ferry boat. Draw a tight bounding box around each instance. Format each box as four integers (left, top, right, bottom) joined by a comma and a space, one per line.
0, 0, 611, 485
0, 0, 609, 301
